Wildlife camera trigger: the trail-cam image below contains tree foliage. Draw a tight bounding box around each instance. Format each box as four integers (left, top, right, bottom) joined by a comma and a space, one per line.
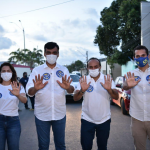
66, 60, 85, 73
8, 48, 45, 68
94, 0, 146, 65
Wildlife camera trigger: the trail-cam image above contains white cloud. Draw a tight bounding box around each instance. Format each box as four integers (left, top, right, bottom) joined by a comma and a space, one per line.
85, 8, 99, 18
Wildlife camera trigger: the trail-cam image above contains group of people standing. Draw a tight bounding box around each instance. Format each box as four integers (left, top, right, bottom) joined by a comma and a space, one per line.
0, 42, 150, 150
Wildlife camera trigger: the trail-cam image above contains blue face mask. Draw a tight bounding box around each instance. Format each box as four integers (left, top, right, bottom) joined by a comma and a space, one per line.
134, 56, 149, 67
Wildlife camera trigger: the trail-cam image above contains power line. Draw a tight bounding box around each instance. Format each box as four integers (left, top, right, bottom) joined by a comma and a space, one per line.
0, 0, 74, 19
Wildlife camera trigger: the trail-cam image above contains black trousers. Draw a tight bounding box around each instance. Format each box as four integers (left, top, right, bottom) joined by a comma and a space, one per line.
29, 96, 35, 109
81, 119, 111, 150
24, 94, 29, 108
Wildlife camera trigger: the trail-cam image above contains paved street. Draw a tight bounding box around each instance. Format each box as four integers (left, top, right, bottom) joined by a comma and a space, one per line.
16, 100, 150, 150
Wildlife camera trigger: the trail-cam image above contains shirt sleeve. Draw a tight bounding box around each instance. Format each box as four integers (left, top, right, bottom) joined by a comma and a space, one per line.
64, 67, 70, 78
26, 69, 37, 97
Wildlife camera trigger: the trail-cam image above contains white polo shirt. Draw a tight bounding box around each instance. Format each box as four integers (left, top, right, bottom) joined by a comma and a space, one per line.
26, 63, 70, 121
0, 84, 25, 116
129, 68, 150, 121
76, 73, 115, 124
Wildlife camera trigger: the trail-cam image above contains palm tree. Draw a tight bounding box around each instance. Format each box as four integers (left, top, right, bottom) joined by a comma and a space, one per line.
8, 48, 45, 68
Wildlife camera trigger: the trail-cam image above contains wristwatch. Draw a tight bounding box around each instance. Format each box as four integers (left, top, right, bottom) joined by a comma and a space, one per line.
80, 89, 84, 94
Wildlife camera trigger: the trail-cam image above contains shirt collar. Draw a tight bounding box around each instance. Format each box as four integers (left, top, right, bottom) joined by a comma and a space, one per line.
43, 63, 60, 69
136, 66, 150, 72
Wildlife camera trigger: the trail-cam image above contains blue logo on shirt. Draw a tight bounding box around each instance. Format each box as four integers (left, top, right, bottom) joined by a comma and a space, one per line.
56, 70, 64, 78
43, 73, 50, 80
86, 85, 94, 92
146, 75, 150, 81
134, 76, 141, 82
9, 91, 15, 96
0, 93, 2, 98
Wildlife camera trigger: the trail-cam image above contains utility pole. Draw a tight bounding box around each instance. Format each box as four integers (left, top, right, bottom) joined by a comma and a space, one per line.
86, 51, 88, 75
19, 20, 25, 50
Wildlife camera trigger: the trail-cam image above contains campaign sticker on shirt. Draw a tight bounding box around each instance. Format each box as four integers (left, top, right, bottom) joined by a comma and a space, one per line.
146, 75, 150, 81
56, 70, 64, 78
9, 91, 15, 96
86, 85, 94, 92
134, 76, 141, 82
0, 93, 2, 98
43, 73, 50, 80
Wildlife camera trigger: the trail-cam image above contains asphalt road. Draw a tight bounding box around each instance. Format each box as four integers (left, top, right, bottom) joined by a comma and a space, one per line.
11, 100, 150, 150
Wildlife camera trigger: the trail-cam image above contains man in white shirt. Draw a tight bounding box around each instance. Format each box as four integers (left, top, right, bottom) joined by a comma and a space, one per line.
73, 58, 118, 150
123, 45, 150, 150
26, 42, 74, 150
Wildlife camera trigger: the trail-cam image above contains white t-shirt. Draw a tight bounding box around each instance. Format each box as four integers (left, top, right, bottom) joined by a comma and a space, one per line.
129, 68, 150, 121
0, 84, 25, 116
76, 73, 116, 124
26, 63, 70, 121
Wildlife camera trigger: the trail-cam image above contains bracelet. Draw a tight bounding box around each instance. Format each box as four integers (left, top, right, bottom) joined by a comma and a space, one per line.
80, 89, 84, 94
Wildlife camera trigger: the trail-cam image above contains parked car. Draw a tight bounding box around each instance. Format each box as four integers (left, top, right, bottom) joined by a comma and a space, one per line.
71, 71, 81, 77
110, 76, 131, 115
66, 74, 82, 103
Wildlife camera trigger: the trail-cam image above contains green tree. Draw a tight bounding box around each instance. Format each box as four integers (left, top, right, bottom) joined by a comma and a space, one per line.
8, 48, 45, 68
94, 0, 146, 65
66, 60, 85, 73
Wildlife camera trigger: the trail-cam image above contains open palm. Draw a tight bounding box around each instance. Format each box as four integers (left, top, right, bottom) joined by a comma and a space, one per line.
100, 75, 112, 90
9, 81, 21, 96
57, 75, 72, 90
80, 76, 91, 92
33, 74, 48, 91
125, 72, 140, 88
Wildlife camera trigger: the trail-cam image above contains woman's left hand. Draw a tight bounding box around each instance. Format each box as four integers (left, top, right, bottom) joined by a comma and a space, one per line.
9, 81, 21, 96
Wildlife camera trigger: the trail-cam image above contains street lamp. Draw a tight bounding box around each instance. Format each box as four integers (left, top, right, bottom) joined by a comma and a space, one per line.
19, 20, 25, 50
10, 20, 25, 50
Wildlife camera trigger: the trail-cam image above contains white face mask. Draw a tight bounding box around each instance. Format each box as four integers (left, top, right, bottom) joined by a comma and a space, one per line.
46, 55, 57, 64
89, 69, 100, 77
1, 72, 12, 81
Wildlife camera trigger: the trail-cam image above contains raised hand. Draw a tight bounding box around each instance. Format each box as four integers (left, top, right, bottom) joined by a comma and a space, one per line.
124, 72, 140, 88
80, 76, 91, 92
8, 81, 21, 96
57, 75, 73, 90
100, 74, 112, 90
33, 74, 48, 91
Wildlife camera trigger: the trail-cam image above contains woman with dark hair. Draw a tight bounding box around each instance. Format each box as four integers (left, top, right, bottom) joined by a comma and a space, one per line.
0, 62, 27, 150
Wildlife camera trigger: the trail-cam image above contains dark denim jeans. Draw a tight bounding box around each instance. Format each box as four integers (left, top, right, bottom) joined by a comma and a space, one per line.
35, 116, 66, 150
0, 115, 21, 150
81, 119, 111, 150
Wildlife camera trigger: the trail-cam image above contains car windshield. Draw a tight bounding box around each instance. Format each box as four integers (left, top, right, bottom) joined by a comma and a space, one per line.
70, 75, 80, 82
76, 73, 81, 76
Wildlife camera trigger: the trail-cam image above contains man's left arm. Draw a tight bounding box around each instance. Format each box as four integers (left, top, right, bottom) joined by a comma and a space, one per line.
107, 89, 118, 100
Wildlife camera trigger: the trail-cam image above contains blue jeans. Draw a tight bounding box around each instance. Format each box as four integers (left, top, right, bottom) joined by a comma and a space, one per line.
35, 116, 66, 150
0, 115, 21, 150
81, 119, 111, 150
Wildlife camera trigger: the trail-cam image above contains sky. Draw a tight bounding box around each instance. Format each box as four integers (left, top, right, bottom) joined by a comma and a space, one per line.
0, 0, 114, 65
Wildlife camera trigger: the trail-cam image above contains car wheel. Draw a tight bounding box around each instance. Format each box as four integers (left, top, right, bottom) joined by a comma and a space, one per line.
121, 98, 128, 115
110, 98, 114, 105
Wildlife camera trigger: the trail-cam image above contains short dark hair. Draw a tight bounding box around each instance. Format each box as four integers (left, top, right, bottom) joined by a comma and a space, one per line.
87, 57, 101, 68
44, 42, 59, 53
0, 62, 18, 83
23, 72, 27, 76
133, 45, 149, 57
